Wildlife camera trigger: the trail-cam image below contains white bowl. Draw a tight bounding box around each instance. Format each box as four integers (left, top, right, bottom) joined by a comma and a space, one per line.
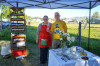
66, 50, 71, 54
56, 51, 62, 56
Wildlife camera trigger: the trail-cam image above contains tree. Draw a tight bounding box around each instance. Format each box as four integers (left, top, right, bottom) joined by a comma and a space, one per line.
92, 12, 100, 18
0, 5, 25, 19
0, 5, 13, 19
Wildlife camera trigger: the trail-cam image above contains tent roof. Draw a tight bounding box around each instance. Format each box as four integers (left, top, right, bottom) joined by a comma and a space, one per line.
0, 0, 100, 9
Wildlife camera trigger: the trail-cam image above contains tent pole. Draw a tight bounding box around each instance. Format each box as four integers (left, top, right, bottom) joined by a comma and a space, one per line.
16, 2, 18, 24
88, 1, 91, 51
78, 22, 81, 46
1, 13, 3, 31
17, 2, 18, 13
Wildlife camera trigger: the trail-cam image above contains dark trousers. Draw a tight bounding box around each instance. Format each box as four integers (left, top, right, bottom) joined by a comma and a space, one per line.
40, 47, 49, 64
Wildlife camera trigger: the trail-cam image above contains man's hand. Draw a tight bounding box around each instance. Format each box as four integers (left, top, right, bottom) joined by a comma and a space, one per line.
47, 30, 53, 34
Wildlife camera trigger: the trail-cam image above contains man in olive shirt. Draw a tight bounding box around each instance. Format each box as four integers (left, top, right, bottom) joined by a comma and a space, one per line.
51, 12, 67, 49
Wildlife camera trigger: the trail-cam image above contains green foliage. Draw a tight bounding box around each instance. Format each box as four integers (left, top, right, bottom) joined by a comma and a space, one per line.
0, 5, 13, 19
92, 12, 100, 18
0, 5, 29, 19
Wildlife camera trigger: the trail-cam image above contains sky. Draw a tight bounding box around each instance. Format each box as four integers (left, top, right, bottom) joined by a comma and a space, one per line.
0, 5, 100, 18
25, 5, 100, 18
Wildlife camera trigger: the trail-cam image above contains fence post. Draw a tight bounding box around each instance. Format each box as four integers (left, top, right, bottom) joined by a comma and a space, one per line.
78, 22, 81, 46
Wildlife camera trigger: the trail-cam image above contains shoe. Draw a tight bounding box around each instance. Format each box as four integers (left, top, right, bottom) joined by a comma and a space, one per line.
44, 59, 48, 64
40, 63, 44, 66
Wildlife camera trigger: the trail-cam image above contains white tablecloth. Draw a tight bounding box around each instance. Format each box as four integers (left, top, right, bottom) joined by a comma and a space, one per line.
48, 48, 100, 66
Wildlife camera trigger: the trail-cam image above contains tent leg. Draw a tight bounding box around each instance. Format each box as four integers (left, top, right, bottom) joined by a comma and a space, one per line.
78, 22, 81, 46
16, 2, 18, 23
88, 1, 91, 51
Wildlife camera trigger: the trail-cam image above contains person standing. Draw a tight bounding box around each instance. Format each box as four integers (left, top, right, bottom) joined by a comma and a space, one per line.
36, 15, 52, 66
51, 12, 67, 49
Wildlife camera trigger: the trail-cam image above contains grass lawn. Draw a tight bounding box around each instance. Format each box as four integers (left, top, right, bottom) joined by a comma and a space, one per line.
0, 22, 100, 66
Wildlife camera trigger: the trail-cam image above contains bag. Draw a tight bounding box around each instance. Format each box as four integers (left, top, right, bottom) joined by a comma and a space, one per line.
41, 39, 47, 45
1, 44, 11, 55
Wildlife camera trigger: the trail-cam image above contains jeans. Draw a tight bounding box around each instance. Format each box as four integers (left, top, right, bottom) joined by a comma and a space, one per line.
40, 47, 49, 64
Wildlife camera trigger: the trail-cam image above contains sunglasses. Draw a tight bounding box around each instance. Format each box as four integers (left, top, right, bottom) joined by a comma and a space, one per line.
43, 19, 48, 20
55, 15, 60, 16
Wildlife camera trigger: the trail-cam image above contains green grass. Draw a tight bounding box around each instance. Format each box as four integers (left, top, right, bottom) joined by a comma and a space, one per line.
0, 23, 100, 66
67, 23, 100, 55
26, 26, 37, 44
